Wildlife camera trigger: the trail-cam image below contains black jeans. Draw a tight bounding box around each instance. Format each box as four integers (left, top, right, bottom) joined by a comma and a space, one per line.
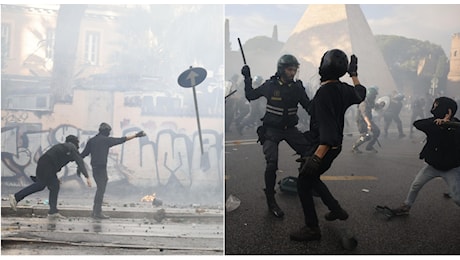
262, 127, 309, 193
15, 155, 60, 214
297, 147, 342, 228
92, 165, 108, 215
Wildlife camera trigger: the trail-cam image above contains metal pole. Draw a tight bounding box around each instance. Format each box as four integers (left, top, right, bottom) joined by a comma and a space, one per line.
192, 86, 203, 154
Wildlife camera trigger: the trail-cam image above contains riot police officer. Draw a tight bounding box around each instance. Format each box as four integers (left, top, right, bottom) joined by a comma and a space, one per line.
241, 54, 311, 218
352, 87, 384, 153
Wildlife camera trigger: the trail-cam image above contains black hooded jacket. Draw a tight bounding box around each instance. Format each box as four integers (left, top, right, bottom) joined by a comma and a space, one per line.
416, 97, 460, 171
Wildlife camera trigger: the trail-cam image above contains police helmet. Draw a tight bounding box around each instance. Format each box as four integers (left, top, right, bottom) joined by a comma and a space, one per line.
98, 122, 112, 136
367, 87, 378, 97
277, 54, 299, 75
65, 135, 79, 149
318, 49, 348, 81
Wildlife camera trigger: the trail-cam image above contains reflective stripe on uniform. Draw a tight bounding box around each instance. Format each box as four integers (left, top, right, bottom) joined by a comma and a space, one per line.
266, 104, 298, 116
266, 104, 284, 116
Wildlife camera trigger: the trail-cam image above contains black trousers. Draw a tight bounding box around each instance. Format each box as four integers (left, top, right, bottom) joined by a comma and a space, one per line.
92, 166, 108, 214
262, 127, 309, 193
15, 155, 60, 214
297, 147, 342, 228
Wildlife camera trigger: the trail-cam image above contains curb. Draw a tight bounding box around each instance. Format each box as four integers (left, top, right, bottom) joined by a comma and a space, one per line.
1, 205, 223, 222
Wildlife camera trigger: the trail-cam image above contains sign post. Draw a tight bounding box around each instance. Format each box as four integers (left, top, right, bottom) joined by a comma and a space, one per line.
178, 66, 207, 154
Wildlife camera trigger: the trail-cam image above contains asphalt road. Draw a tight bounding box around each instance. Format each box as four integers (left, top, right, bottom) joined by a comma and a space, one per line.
224, 123, 460, 255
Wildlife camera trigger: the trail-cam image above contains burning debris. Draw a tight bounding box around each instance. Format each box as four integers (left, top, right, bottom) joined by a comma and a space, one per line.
141, 193, 163, 206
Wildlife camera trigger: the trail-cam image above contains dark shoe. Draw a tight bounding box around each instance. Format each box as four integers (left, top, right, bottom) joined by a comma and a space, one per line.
267, 200, 284, 218
391, 204, 410, 216
264, 189, 284, 218
290, 226, 321, 241
92, 213, 110, 219
325, 208, 349, 221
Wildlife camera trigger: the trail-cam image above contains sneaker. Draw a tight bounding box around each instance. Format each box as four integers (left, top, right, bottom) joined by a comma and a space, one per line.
351, 146, 362, 154
48, 212, 66, 219
92, 213, 110, 219
290, 226, 321, 241
9, 194, 17, 211
391, 204, 410, 216
325, 208, 349, 221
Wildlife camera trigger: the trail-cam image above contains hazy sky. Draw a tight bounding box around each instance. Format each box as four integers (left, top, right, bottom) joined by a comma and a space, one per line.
225, 4, 460, 56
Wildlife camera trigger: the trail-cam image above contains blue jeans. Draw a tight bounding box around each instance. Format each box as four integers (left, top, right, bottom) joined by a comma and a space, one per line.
405, 164, 460, 207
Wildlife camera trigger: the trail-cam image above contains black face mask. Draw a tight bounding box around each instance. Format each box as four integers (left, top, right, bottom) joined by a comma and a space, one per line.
100, 130, 110, 137
69, 141, 79, 149
430, 97, 458, 119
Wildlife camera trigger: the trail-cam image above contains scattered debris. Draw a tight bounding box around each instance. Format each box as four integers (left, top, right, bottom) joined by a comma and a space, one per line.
225, 194, 241, 212
361, 189, 370, 193
153, 208, 166, 223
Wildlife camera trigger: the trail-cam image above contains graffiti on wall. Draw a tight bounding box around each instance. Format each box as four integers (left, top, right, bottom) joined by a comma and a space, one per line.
1, 122, 223, 193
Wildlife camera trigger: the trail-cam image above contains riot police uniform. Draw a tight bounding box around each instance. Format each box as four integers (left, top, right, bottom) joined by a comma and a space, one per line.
242, 54, 311, 218
352, 87, 382, 153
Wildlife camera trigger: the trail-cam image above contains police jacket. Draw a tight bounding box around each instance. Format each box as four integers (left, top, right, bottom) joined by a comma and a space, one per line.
244, 74, 310, 129
42, 142, 89, 178
81, 134, 127, 167
416, 117, 460, 171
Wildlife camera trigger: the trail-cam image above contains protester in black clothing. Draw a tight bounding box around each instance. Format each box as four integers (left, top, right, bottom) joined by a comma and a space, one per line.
241, 54, 311, 218
391, 96, 460, 215
9, 135, 91, 218
383, 93, 406, 138
290, 49, 366, 242
81, 123, 146, 219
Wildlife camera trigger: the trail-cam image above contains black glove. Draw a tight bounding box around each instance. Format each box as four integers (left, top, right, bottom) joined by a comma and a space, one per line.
241, 65, 251, 79
348, 54, 358, 77
299, 155, 322, 176
135, 131, 146, 137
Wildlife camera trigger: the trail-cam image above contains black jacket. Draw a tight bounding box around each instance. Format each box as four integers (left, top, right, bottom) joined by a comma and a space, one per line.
244, 75, 310, 129
309, 81, 366, 147
81, 134, 127, 167
416, 117, 460, 171
43, 142, 89, 178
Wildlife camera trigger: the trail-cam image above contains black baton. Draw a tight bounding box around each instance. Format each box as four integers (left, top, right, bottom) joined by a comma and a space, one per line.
238, 38, 247, 65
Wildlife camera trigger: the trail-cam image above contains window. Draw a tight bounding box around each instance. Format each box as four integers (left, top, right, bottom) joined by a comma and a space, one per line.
85, 31, 100, 65
45, 28, 55, 59
2, 23, 11, 58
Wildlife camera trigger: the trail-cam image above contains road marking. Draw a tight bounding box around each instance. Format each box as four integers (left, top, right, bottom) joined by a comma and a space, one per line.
321, 176, 377, 180
225, 139, 257, 146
